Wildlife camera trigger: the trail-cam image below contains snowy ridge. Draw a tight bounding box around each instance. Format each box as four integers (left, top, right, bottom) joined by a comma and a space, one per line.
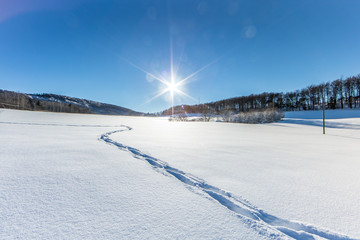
29, 93, 142, 116
100, 127, 356, 240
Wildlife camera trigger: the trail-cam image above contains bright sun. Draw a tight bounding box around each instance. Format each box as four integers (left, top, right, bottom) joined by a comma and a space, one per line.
166, 81, 177, 95
125, 43, 217, 114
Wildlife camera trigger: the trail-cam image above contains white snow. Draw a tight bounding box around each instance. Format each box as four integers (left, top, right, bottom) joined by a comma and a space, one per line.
1, 109, 359, 239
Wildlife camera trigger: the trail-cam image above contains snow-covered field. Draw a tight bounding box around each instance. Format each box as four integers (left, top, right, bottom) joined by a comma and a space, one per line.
1, 109, 359, 239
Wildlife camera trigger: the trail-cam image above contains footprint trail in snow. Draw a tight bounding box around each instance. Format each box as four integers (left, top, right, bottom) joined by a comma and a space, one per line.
100, 126, 356, 240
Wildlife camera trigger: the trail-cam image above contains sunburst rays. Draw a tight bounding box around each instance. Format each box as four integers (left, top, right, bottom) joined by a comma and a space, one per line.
125, 45, 218, 114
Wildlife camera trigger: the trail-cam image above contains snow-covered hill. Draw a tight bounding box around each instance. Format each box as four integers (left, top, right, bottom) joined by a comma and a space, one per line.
0, 89, 143, 116
29, 93, 143, 116
1, 109, 359, 239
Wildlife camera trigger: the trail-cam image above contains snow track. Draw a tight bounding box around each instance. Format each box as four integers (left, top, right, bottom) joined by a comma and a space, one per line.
100, 126, 356, 240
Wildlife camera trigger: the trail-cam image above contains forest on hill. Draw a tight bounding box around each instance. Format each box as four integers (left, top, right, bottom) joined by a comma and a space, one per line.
0, 90, 142, 116
0, 90, 91, 114
161, 74, 360, 115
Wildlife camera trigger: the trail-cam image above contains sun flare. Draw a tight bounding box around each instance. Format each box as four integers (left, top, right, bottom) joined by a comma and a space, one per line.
125, 44, 217, 115
166, 81, 178, 95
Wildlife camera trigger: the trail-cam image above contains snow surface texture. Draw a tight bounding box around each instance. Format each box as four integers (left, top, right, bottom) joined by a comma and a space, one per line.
1, 109, 360, 239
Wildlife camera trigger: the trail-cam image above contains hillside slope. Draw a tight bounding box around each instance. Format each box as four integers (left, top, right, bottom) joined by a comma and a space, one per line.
0, 90, 143, 116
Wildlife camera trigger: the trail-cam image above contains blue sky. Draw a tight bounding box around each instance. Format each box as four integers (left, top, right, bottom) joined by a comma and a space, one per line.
1, 0, 360, 113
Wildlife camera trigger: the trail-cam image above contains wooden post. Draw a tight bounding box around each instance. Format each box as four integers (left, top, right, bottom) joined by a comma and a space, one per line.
322, 94, 325, 134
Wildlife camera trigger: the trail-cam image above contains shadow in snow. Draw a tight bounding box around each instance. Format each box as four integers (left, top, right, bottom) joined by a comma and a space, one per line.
282, 119, 360, 130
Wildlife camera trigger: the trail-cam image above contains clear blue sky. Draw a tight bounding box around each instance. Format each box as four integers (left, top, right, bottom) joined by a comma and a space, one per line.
1, 0, 360, 113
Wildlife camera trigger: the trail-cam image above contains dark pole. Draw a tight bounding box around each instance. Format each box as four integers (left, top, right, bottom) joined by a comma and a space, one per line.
322, 94, 325, 134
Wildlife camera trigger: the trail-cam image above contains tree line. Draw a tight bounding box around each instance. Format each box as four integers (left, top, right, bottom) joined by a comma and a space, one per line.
0, 90, 91, 113
161, 74, 360, 115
